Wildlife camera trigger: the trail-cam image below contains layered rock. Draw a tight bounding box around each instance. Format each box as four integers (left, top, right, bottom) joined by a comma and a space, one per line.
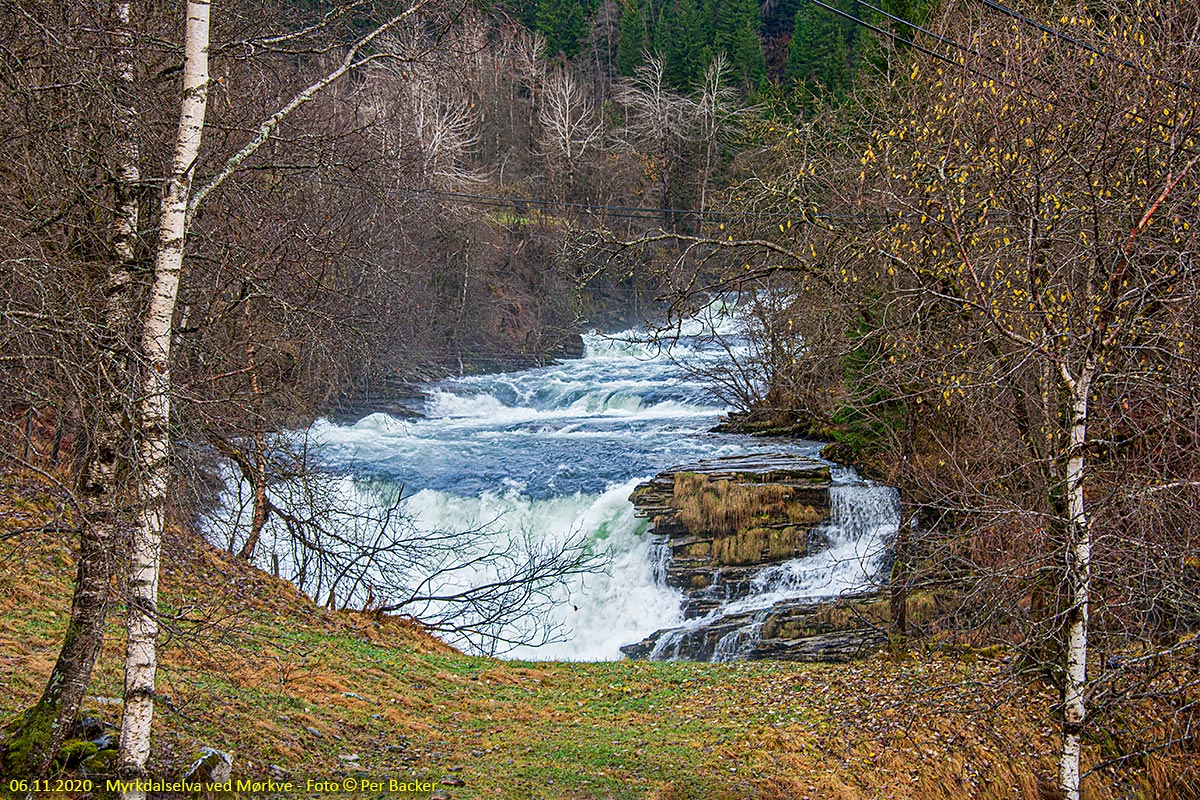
628, 453, 832, 618
620, 594, 888, 662
622, 453, 891, 663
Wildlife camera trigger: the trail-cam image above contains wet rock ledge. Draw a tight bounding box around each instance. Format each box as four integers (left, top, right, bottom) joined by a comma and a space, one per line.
619, 595, 889, 662
628, 453, 833, 619
621, 453, 887, 662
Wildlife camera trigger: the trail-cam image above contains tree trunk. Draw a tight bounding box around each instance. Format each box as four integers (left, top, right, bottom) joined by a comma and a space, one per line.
116, 0, 210, 789
0, 0, 141, 778
889, 516, 910, 644
237, 337, 270, 561
1058, 362, 1092, 800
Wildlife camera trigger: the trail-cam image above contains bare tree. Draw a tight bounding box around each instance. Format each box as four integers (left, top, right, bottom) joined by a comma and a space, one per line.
115, 0, 448, 783
0, 0, 145, 777
690, 53, 740, 220
205, 432, 606, 655
608, 3, 1200, 793
117, 0, 213, 784
615, 54, 691, 229
853, 10, 1200, 792
536, 63, 603, 202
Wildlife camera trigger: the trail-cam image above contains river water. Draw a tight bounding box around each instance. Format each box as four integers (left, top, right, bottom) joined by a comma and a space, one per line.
207, 303, 898, 660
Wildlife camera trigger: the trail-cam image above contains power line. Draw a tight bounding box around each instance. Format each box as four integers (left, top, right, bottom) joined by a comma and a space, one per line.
808, 0, 1111, 127
427, 189, 722, 219
808, 0, 1198, 154
975, 0, 1195, 94
804, 0, 965, 71
334, 1, 1198, 231
389, 187, 894, 224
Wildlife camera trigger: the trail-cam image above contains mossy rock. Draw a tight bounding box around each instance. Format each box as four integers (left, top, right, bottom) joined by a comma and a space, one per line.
57, 739, 98, 768
184, 747, 233, 784
819, 441, 856, 465
81, 748, 117, 774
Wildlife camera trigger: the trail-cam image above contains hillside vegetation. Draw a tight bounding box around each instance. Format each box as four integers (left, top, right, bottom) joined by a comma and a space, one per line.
0, 471, 1188, 799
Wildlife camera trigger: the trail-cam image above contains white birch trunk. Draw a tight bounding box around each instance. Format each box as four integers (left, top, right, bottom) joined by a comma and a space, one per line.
117, 0, 210, 789
1058, 361, 1093, 800
113, 3, 424, 786
6, 0, 145, 777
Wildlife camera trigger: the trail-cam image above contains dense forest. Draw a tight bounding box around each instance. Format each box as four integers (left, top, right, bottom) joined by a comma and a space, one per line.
1, 0, 1198, 796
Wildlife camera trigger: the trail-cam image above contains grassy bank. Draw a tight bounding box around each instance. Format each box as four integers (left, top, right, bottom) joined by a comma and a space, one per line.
0, 472, 1173, 799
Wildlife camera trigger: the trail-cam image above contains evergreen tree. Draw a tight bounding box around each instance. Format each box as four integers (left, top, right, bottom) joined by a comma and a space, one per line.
617, 0, 648, 76
650, 0, 668, 56
662, 0, 713, 89
537, 0, 588, 58
713, 0, 765, 91
786, 0, 852, 103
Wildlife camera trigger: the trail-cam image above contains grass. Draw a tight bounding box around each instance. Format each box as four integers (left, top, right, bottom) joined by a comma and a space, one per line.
0, 470, 1184, 799
670, 473, 825, 565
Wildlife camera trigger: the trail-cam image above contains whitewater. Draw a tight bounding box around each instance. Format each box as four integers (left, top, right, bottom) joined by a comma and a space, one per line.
206, 303, 898, 660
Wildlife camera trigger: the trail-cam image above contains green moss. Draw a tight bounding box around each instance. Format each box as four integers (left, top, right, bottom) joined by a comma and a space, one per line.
0, 704, 55, 779
57, 739, 98, 767
81, 748, 116, 774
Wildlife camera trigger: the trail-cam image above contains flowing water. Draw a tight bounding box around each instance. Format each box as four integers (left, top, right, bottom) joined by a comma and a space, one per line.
645, 477, 901, 662
206, 303, 899, 660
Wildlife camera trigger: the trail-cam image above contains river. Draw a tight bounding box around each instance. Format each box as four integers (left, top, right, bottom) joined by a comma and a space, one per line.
206, 302, 897, 660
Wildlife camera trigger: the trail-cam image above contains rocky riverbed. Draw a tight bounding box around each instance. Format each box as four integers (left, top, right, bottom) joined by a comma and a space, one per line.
621, 453, 897, 662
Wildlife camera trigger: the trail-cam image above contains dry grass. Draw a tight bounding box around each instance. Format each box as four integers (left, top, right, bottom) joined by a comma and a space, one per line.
672, 472, 825, 538
1, 469, 1196, 798
671, 473, 826, 565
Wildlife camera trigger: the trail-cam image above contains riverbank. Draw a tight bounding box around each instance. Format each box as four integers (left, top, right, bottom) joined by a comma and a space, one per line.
1, 471, 1177, 799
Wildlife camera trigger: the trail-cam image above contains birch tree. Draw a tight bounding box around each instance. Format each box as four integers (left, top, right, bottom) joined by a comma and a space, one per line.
0, 0, 144, 777
115, 0, 439, 783
115, 0, 212, 783
537, 64, 603, 202
690, 53, 740, 221
636, 2, 1200, 793
849, 7, 1200, 795
616, 55, 691, 228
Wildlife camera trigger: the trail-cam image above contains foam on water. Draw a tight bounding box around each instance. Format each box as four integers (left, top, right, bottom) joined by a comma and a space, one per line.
205, 297, 883, 660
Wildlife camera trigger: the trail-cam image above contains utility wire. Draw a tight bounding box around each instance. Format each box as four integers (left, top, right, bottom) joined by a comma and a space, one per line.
810, 0, 1198, 155
416, 188, 890, 222
803, 0, 966, 71
323, 2, 1198, 230
975, 0, 1195, 93
807, 0, 1112, 123
808, 0, 1129, 140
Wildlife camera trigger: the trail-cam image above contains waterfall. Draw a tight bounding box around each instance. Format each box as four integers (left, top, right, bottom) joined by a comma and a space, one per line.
711, 610, 770, 663
204, 298, 892, 661
729, 473, 901, 612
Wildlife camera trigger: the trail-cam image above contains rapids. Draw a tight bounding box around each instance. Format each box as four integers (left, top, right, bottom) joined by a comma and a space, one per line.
206, 302, 898, 660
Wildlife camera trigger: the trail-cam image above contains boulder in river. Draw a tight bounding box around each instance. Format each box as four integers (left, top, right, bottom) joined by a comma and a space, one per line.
624, 453, 897, 662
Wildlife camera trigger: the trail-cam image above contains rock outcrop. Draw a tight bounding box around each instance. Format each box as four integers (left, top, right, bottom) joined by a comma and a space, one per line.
628, 453, 832, 618
620, 594, 889, 662
622, 453, 891, 663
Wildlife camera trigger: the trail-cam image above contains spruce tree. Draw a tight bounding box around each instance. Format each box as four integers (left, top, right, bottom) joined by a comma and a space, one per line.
617, 0, 648, 76
712, 0, 765, 91
786, 0, 851, 103
537, 0, 587, 58
663, 0, 713, 89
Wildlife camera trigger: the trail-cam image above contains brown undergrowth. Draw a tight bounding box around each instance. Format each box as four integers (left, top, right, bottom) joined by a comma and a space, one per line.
672, 472, 824, 536
0, 469, 1194, 798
